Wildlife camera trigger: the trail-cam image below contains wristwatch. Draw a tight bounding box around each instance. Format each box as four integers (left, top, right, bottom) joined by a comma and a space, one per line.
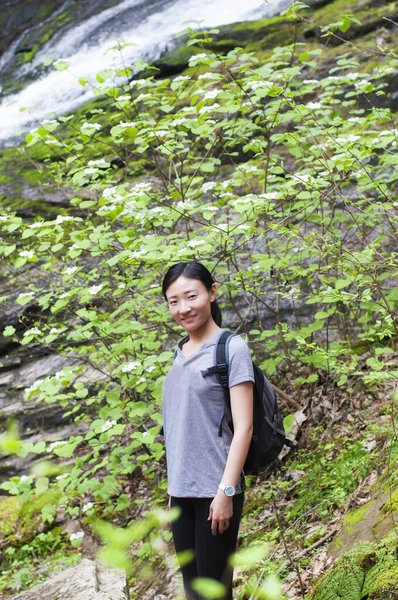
219, 483, 236, 497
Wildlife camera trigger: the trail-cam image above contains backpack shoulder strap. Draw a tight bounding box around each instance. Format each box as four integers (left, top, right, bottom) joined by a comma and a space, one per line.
201, 330, 235, 386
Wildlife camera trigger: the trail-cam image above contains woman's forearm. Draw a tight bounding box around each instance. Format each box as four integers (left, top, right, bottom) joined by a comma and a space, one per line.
220, 428, 253, 488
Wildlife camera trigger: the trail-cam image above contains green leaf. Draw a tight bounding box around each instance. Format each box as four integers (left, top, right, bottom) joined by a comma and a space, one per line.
283, 414, 295, 434
3, 326, 16, 337
229, 543, 269, 568
339, 16, 351, 32
191, 578, 226, 599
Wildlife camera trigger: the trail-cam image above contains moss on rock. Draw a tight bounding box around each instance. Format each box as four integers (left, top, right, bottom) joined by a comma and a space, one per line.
309, 532, 398, 600
370, 566, 398, 599
0, 496, 41, 550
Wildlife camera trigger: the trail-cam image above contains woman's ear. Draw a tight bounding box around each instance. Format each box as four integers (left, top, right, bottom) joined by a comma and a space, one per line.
210, 283, 217, 302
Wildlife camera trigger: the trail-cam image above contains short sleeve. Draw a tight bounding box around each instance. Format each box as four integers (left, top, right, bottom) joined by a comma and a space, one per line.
228, 335, 254, 388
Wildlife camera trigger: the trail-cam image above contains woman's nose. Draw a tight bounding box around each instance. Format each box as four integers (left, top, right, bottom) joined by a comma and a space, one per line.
179, 302, 191, 314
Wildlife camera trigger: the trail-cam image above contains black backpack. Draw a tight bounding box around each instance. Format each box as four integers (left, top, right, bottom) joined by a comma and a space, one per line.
201, 330, 296, 476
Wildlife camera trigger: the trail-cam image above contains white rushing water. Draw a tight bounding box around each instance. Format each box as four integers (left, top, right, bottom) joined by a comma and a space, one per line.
0, 0, 288, 144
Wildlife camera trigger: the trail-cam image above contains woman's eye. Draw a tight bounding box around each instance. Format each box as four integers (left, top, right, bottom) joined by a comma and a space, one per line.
188, 295, 196, 300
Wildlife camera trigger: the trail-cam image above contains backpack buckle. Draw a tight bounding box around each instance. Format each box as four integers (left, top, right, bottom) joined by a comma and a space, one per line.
217, 363, 229, 387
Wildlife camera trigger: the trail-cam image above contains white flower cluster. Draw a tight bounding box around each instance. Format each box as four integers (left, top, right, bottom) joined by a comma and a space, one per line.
82, 502, 94, 512
54, 370, 67, 380
24, 380, 42, 396
102, 187, 125, 203
0, 215, 9, 221
306, 102, 321, 110
172, 117, 189, 126
176, 200, 196, 209
129, 79, 148, 87
49, 327, 61, 334
55, 215, 74, 224
19, 250, 35, 258
84, 167, 99, 175
130, 182, 152, 195
48, 440, 67, 452
199, 104, 219, 114
174, 75, 191, 82
203, 181, 217, 192
28, 221, 45, 228
233, 196, 254, 207
330, 153, 347, 162
118, 121, 137, 128
88, 159, 109, 167
259, 191, 279, 199
101, 419, 117, 432
303, 79, 319, 85
188, 53, 209, 66
187, 240, 205, 248
155, 130, 169, 138
64, 266, 78, 275
136, 93, 152, 102
70, 531, 85, 541
24, 327, 42, 336
81, 122, 101, 131
239, 164, 258, 173
335, 135, 360, 144
292, 173, 312, 183
204, 90, 219, 100
122, 361, 141, 372
18, 291, 35, 299
251, 80, 274, 90
198, 73, 220, 80
20, 475, 30, 483
117, 95, 131, 102
88, 284, 103, 295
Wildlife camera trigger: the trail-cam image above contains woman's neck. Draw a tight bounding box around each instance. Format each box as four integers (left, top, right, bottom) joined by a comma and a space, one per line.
186, 320, 221, 345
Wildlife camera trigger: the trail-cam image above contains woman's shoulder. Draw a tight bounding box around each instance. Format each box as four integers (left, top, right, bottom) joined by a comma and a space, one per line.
228, 333, 251, 357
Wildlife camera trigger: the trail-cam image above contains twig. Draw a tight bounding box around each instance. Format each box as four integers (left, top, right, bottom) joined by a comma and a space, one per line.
272, 384, 301, 411
293, 528, 337, 560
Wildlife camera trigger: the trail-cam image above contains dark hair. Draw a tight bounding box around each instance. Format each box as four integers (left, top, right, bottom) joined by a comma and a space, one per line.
162, 262, 222, 327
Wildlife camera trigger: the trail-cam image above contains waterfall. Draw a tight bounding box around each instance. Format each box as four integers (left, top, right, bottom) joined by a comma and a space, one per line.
0, 0, 288, 145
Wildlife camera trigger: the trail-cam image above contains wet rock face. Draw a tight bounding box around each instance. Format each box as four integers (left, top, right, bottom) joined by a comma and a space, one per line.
1, 0, 65, 54
14, 558, 130, 600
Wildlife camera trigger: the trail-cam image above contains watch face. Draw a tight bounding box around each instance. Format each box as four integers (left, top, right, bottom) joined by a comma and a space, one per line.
225, 486, 235, 497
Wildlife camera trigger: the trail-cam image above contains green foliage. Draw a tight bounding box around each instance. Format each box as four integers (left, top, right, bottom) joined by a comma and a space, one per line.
310, 531, 398, 600
0, 9, 397, 596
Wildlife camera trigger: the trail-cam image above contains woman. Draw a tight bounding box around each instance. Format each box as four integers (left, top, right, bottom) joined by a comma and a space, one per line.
161, 261, 254, 600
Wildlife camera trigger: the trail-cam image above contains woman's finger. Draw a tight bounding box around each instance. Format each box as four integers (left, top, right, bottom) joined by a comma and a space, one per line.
211, 516, 219, 536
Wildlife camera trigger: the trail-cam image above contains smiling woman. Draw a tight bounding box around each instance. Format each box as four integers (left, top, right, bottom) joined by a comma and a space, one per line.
161, 262, 254, 600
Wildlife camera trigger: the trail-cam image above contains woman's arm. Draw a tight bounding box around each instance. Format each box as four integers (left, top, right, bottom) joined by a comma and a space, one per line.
208, 381, 253, 535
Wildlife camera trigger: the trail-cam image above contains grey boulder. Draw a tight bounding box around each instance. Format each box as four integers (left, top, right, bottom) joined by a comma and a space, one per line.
14, 558, 129, 600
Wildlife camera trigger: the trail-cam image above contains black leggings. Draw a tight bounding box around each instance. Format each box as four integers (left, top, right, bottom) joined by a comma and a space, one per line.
170, 494, 244, 600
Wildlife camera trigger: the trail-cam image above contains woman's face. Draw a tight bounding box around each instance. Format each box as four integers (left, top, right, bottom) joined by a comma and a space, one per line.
165, 275, 216, 332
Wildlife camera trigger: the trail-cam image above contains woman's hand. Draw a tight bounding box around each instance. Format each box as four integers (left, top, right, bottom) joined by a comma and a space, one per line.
208, 490, 233, 535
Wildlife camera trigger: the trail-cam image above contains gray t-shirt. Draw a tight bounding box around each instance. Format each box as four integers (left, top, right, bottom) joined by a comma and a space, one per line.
162, 329, 254, 498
